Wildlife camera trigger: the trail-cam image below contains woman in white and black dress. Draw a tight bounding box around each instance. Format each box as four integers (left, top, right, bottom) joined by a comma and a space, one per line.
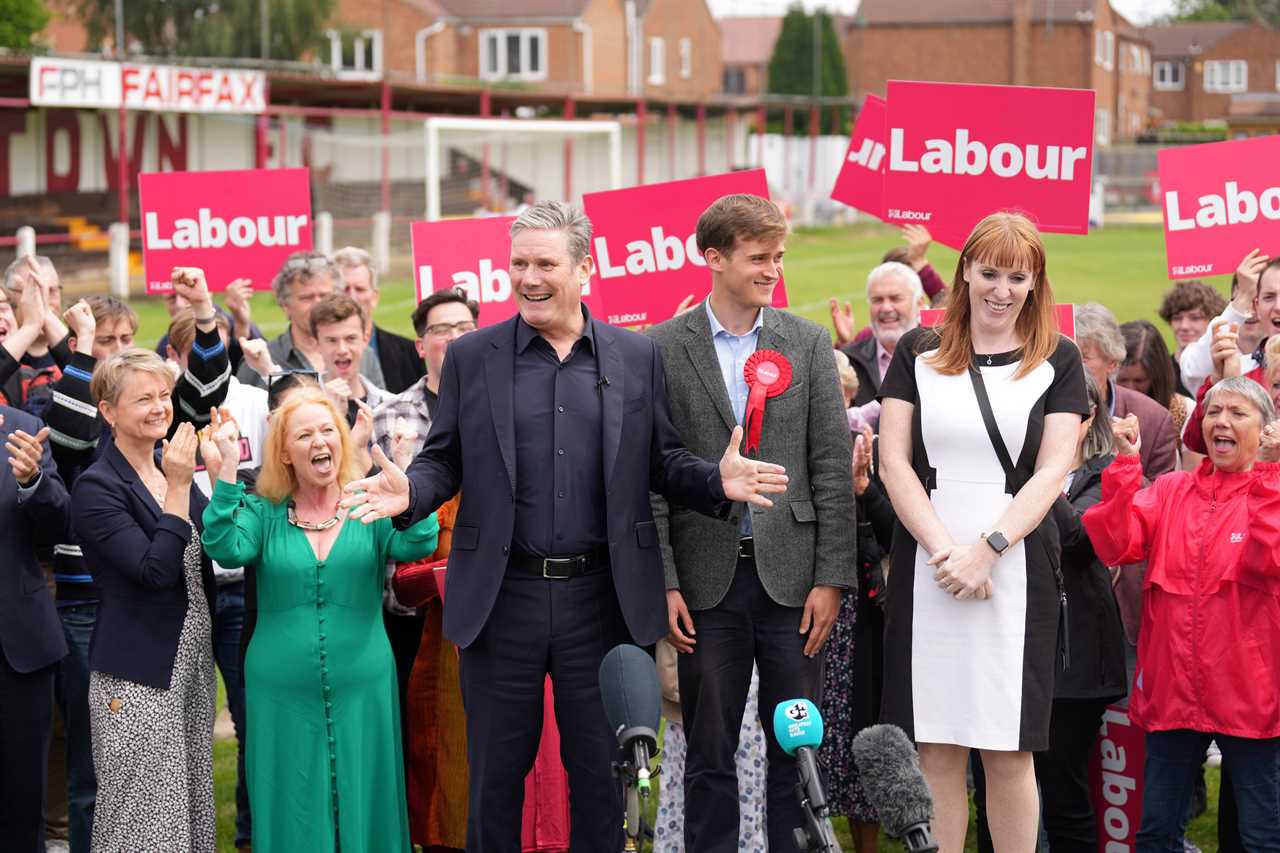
878, 212, 1088, 853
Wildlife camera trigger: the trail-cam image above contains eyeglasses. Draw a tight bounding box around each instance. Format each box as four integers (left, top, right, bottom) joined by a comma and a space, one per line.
283, 254, 332, 269
425, 321, 477, 338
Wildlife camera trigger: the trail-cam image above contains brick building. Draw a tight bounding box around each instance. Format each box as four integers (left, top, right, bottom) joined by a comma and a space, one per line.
331, 0, 722, 97
843, 0, 1151, 142
1142, 20, 1280, 125
719, 16, 781, 96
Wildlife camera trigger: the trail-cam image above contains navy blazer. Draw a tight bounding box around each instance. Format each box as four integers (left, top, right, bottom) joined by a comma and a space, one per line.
402, 312, 727, 649
71, 439, 215, 689
0, 406, 71, 673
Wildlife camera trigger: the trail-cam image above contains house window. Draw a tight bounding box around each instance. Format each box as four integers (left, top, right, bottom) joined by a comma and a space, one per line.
1154, 61, 1184, 91
1095, 108, 1110, 145
1095, 30, 1114, 69
649, 37, 666, 85
1204, 59, 1247, 93
478, 28, 548, 81
1275, 59, 1280, 91
680, 37, 692, 79
723, 67, 746, 94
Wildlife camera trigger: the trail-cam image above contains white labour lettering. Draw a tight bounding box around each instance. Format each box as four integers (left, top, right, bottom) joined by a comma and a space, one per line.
1165, 180, 1280, 231
145, 208, 306, 250
594, 226, 708, 279
888, 128, 1089, 181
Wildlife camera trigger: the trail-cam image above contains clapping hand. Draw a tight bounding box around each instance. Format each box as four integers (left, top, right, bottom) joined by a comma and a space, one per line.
903, 223, 932, 271
1261, 420, 1280, 463
3, 417, 49, 486
222, 278, 254, 332
63, 299, 96, 350
162, 422, 199, 486
198, 408, 241, 481
929, 543, 995, 601
1232, 249, 1271, 314
342, 445, 411, 523
718, 425, 788, 507
16, 263, 47, 333
828, 298, 857, 349
852, 424, 874, 496
1111, 414, 1141, 457
1209, 320, 1241, 381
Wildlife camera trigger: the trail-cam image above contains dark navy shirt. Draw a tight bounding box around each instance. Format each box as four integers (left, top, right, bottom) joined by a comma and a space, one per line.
512, 311, 607, 557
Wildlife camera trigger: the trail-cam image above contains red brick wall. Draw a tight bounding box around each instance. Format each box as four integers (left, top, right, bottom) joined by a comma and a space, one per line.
641, 0, 722, 97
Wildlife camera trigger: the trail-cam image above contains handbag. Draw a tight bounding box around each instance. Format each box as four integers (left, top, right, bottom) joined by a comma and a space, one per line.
967, 360, 1070, 670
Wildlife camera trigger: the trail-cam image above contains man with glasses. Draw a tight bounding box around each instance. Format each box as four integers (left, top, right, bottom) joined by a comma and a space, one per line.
235, 251, 382, 390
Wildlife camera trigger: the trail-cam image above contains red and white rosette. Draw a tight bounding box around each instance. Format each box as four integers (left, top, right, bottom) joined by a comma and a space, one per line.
742, 349, 792, 454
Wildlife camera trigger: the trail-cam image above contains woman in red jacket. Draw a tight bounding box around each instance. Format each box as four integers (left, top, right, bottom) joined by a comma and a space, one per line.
1082, 375, 1280, 851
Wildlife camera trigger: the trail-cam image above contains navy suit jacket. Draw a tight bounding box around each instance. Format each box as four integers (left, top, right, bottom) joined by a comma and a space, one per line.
402, 312, 727, 649
0, 406, 70, 673
71, 439, 215, 689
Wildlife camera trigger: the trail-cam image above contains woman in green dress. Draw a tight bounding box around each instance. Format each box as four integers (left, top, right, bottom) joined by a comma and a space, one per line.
199, 389, 438, 853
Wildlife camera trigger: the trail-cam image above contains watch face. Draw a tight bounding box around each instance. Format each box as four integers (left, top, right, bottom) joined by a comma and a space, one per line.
988, 532, 1009, 553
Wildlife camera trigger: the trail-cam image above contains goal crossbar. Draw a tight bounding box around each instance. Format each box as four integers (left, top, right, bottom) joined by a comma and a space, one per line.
423, 116, 623, 221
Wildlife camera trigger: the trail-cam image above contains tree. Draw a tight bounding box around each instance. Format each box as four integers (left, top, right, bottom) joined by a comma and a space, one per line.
766, 5, 849, 134
75, 0, 336, 60
0, 0, 50, 49
1170, 0, 1280, 25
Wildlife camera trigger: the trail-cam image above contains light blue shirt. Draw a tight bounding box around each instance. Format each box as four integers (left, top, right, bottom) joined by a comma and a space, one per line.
705, 300, 763, 535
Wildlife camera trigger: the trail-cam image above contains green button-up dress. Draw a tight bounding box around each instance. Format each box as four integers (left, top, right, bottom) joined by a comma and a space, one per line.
203, 479, 439, 853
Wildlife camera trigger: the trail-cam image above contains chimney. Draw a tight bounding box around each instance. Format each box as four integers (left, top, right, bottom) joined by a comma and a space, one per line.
1012, 0, 1032, 85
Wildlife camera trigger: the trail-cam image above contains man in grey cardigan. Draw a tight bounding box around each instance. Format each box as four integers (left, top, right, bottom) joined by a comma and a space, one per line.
650, 194, 856, 852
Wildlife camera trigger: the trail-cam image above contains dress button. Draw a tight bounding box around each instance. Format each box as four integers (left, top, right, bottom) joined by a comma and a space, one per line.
325, 701, 332, 709
557, 448, 565, 455
557, 405, 565, 413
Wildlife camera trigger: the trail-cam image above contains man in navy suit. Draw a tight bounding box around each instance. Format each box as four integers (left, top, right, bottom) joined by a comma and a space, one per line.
344, 201, 789, 852
0, 406, 70, 852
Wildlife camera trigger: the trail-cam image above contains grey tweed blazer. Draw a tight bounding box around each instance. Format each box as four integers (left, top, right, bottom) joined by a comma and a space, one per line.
649, 303, 857, 611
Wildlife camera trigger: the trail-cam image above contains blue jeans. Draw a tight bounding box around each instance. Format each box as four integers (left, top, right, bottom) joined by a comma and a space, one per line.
1138, 729, 1280, 853
213, 581, 252, 847
55, 603, 97, 853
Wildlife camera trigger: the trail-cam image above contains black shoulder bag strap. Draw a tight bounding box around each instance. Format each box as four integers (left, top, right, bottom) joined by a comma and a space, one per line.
967, 360, 1071, 671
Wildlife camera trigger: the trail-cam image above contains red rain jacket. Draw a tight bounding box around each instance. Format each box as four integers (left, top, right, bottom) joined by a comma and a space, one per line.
1083, 453, 1280, 739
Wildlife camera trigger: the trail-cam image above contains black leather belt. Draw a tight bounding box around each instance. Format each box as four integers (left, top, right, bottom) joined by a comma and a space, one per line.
737, 537, 755, 560
508, 547, 610, 579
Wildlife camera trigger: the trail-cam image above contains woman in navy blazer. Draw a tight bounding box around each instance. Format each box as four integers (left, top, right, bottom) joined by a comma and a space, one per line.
70, 347, 217, 853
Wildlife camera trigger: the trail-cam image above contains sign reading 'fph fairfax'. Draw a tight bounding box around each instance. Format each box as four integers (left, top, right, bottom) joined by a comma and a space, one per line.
410, 215, 605, 327
139, 168, 311, 295
1159, 135, 1280, 279
884, 81, 1096, 249
30, 57, 266, 114
830, 93, 887, 221
582, 168, 789, 326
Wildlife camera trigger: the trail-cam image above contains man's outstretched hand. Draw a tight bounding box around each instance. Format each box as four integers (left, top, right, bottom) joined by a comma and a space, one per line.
719, 425, 788, 507
341, 445, 411, 523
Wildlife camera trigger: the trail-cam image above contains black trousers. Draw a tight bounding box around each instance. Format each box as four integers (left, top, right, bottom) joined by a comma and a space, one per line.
458, 568, 629, 853
679, 557, 822, 853
0, 651, 54, 853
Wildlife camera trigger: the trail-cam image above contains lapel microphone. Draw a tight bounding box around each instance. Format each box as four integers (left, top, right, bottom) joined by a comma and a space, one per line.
596, 375, 611, 391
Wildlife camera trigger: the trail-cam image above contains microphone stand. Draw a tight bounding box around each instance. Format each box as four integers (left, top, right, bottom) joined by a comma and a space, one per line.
791, 748, 841, 853
611, 726, 658, 852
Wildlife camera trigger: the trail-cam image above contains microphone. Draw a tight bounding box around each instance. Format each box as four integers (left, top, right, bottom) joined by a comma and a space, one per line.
596, 374, 611, 390
598, 644, 661, 845
851, 724, 939, 853
772, 699, 840, 853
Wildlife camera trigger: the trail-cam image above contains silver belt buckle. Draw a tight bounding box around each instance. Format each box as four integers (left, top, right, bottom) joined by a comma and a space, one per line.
737, 538, 753, 559
542, 557, 574, 579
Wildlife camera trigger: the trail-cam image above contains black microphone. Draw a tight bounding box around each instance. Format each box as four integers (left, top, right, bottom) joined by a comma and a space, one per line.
596, 374, 611, 390
772, 699, 840, 852
851, 724, 939, 853
598, 642, 660, 796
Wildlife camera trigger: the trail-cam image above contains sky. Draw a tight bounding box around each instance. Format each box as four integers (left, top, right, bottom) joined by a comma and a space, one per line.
707, 0, 1179, 25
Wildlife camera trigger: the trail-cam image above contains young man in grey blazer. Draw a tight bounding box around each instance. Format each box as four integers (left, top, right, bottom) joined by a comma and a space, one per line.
650, 194, 857, 852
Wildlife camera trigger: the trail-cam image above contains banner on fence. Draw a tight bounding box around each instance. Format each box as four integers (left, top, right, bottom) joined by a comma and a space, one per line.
884, 81, 1095, 249
30, 57, 266, 114
1158, 134, 1280, 279
830, 94, 887, 220
410, 215, 605, 327
582, 168, 789, 327
139, 167, 311, 295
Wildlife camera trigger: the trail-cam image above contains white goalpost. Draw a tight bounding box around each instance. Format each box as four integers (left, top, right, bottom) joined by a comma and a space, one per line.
422, 116, 624, 221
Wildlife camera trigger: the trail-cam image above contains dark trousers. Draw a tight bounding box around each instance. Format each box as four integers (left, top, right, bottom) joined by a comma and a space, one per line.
0, 651, 55, 853
679, 557, 822, 853
1034, 697, 1112, 853
1137, 730, 1280, 853
458, 568, 629, 853
55, 602, 97, 853
213, 582, 251, 847
384, 605, 426, 782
